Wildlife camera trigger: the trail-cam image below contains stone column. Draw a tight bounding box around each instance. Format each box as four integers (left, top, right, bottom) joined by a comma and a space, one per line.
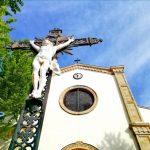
111, 66, 150, 150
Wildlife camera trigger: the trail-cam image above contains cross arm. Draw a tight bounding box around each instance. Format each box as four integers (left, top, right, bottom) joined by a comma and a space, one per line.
70, 37, 102, 47
56, 37, 102, 55
7, 37, 102, 55
6, 28, 103, 56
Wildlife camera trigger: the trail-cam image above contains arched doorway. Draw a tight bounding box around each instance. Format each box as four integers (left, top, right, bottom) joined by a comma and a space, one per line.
72, 149, 87, 150
61, 141, 98, 150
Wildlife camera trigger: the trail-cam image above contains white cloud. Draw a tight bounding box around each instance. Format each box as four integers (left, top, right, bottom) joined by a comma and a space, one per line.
89, 3, 150, 78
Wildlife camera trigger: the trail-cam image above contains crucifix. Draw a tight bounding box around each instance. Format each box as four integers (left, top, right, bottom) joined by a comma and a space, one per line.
8, 28, 102, 98
74, 58, 81, 64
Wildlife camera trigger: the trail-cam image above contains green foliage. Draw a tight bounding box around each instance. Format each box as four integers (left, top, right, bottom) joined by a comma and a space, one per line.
0, 0, 24, 14
0, 6, 11, 51
0, 0, 25, 141
0, 124, 15, 140
0, 0, 24, 52
8, 0, 24, 14
0, 50, 34, 122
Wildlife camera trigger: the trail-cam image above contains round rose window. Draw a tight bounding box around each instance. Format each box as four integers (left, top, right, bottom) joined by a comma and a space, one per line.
59, 86, 97, 115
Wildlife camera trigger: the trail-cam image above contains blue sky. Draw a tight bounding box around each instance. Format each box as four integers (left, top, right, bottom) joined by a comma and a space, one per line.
10, 0, 150, 107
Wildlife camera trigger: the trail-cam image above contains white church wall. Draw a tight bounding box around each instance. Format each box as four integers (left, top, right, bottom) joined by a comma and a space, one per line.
38, 69, 139, 150
139, 107, 150, 123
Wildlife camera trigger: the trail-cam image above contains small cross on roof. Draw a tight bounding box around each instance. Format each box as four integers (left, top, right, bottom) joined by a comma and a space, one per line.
74, 58, 81, 64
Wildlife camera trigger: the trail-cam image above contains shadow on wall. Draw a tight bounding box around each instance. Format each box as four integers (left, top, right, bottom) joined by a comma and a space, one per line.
97, 132, 137, 150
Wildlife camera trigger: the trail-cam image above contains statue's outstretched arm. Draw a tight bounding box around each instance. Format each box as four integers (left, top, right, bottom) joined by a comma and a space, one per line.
55, 37, 74, 51
30, 40, 40, 52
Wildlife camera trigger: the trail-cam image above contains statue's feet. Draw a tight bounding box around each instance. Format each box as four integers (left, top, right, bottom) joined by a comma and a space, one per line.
29, 91, 41, 99
29, 93, 34, 98
34, 92, 42, 99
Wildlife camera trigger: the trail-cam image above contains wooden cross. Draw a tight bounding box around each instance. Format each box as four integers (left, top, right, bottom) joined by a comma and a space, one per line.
7, 28, 103, 57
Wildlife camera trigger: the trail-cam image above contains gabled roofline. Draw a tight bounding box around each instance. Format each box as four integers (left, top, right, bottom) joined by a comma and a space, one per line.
61, 63, 124, 75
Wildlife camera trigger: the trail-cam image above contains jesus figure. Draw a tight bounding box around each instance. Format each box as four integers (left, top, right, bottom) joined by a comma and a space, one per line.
29, 37, 74, 98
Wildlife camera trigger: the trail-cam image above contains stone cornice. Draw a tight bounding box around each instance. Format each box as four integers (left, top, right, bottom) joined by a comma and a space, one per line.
130, 122, 150, 128
61, 64, 124, 75
110, 66, 124, 73
130, 122, 150, 135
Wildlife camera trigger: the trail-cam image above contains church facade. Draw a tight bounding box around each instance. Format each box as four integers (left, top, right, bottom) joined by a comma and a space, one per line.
38, 64, 150, 150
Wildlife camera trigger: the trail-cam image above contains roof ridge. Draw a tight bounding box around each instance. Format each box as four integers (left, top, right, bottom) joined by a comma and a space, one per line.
61, 63, 124, 75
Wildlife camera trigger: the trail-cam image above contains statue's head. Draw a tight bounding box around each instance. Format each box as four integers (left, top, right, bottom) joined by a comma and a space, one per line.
42, 39, 53, 46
